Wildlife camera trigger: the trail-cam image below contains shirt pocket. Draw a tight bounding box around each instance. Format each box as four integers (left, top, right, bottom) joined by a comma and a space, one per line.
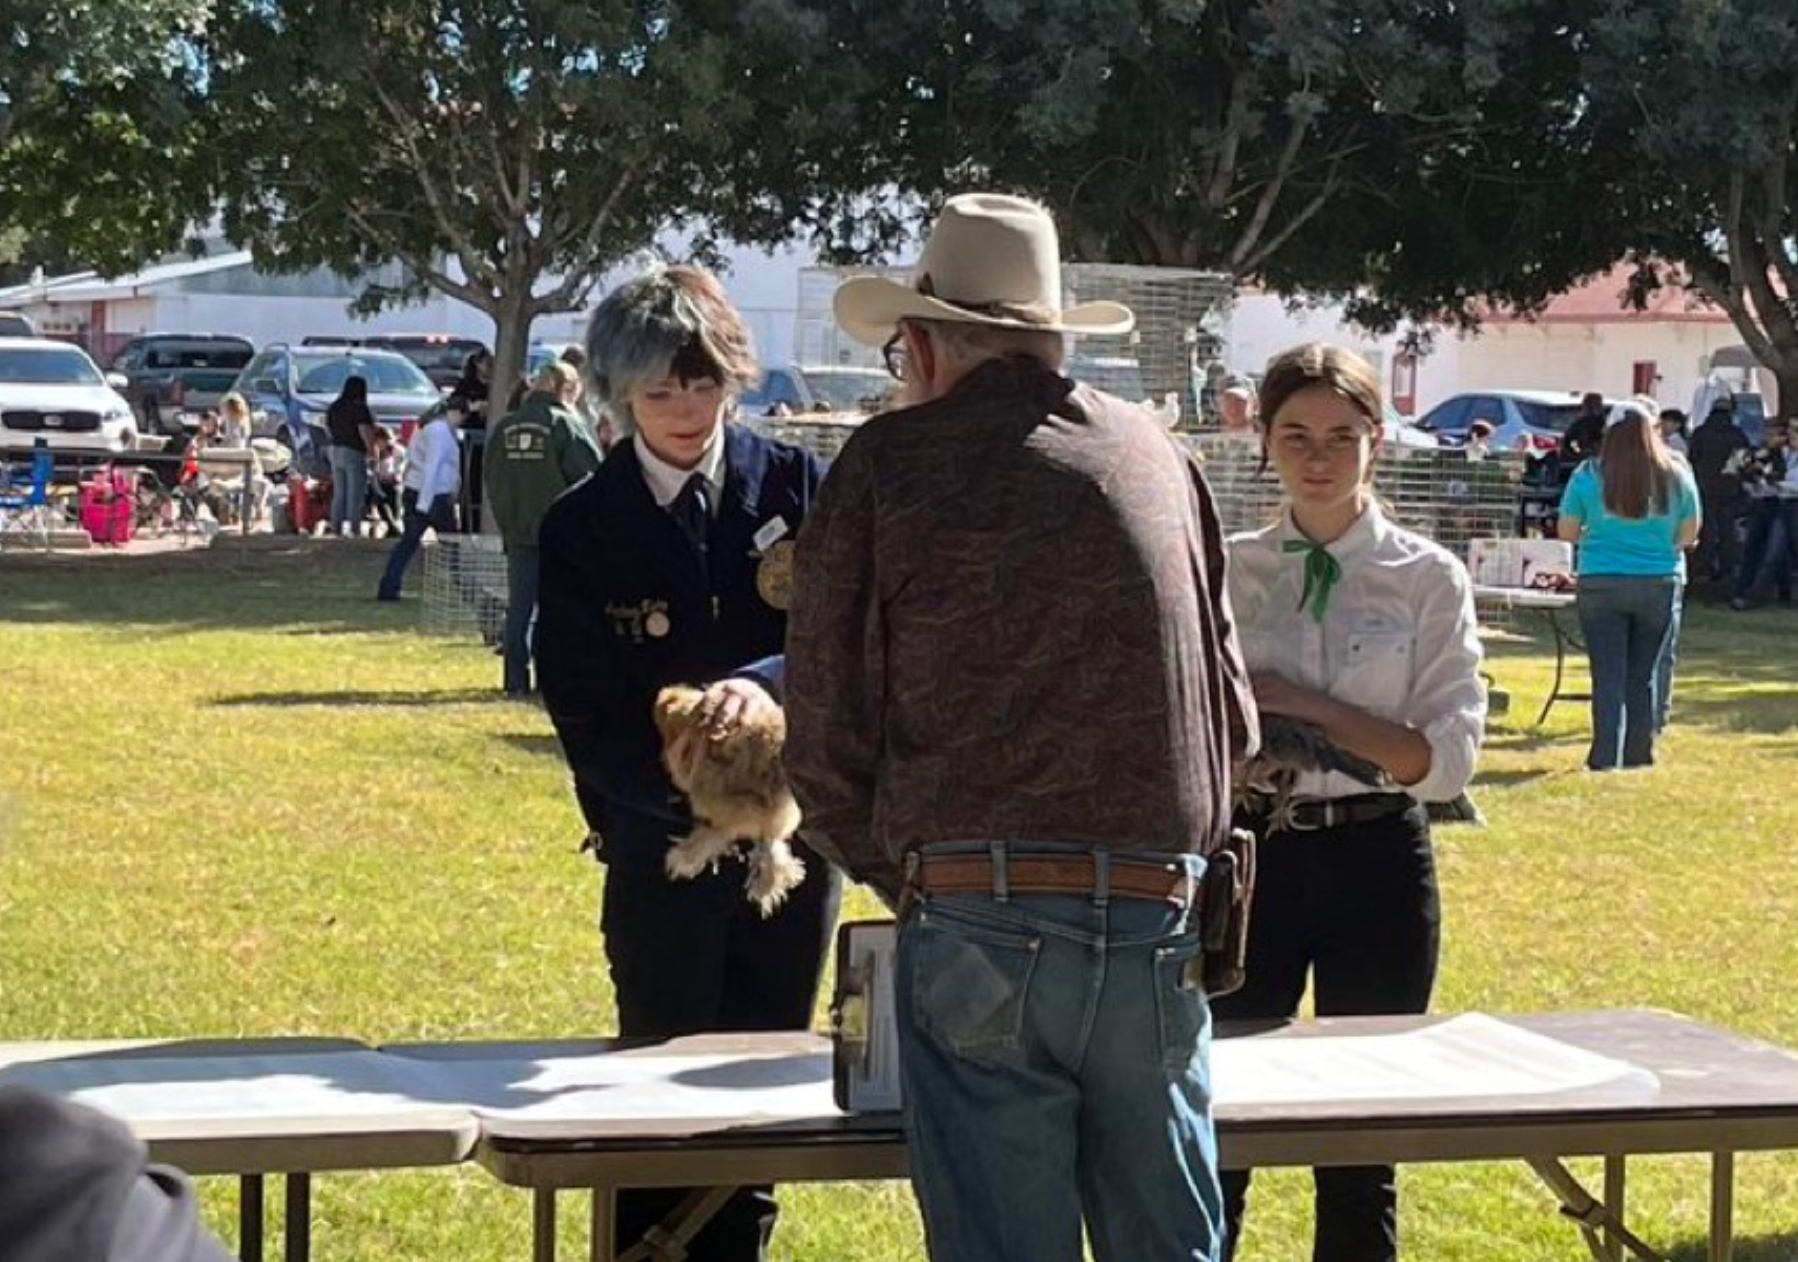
1335, 629, 1417, 718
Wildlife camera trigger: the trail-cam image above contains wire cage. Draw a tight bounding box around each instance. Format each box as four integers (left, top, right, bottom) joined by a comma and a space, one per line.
794, 264, 1235, 429
420, 532, 510, 641
752, 421, 1531, 565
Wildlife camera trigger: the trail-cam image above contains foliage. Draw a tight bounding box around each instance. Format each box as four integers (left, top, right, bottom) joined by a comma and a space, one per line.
0, 0, 211, 272
726, 0, 1640, 329
204, 0, 782, 393
1585, 0, 1798, 423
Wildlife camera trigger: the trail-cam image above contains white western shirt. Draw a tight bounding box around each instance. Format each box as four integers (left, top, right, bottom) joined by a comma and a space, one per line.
1226, 504, 1486, 804
409, 419, 462, 505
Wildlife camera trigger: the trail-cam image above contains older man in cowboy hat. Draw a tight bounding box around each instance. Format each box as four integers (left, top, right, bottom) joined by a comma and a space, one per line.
784, 193, 1257, 1262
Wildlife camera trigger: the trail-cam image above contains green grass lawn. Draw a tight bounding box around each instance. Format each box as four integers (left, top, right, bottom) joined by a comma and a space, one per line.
1, 538, 1795, 1260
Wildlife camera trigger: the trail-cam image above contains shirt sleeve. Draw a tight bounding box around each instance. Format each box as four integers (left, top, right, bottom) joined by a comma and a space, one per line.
537, 497, 687, 826
1558, 465, 1591, 521
419, 425, 461, 504
1402, 556, 1487, 803
783, 436, 899, 899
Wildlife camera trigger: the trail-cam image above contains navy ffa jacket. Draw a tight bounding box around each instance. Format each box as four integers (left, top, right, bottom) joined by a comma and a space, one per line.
537, 424, 824, 864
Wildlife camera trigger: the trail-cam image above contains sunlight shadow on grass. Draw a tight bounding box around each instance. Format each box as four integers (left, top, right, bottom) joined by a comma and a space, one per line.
495, 733, 562, 757
211, 688, 508, 708
1471, 768, 1552, 789
1669, 1232, 1798, 1262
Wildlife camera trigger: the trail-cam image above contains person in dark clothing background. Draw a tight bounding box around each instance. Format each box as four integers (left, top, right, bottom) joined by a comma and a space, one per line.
323, 374, 376, 537
448, 348, 494, 528
0, 1086, 233, 1262
535, 264, 838, 1262
485, 360, 602, 696
1687, 395, 1751, 585
1557, 390, 1608, 472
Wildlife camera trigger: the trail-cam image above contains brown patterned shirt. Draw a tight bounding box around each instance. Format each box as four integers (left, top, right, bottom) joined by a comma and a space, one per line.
785, 356, 1257, 901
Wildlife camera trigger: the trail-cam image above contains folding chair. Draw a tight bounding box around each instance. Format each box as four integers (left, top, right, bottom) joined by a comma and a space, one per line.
0, 444, 58, 551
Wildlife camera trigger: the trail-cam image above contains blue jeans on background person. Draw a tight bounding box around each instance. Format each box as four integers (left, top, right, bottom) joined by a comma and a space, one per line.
1654, 581, 1684, 735
328, 446, 368, 536
377, 489, 450, 600
1731, 498, 1796, 607
895, 841, 1222, 1262
502, 546, 540, 695
1576, 575, 1680, 770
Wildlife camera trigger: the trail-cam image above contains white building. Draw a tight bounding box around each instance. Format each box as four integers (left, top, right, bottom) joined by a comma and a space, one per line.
0, 238, 823, 368
1226, 266, 1744, 418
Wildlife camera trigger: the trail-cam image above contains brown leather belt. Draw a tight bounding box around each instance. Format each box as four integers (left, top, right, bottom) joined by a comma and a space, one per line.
913, 854, 1193, 905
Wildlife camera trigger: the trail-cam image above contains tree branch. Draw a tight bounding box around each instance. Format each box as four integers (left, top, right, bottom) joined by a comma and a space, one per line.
365, 77, 500, 292
344, 204, 492, 312
1688, 254, 1776, 367
535, 152, 649, 311
1238, 157, 1343, 275
1228, 99, 1314, 273
1205, 69, 1252, 211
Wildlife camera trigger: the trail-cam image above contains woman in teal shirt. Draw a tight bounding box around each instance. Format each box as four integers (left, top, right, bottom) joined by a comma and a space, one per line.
1557, 402, 1701, 769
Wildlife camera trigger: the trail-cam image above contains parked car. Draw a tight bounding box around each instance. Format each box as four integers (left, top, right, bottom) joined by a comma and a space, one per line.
230, 343, 443, 449
739, 364, 895, 416
0, 312, 36, 337
1383, 404, 1440, 450
0, 337, 138, 455
108, 333, 256, 434
1415, 389, 1624, 455
360, 333, 490, 391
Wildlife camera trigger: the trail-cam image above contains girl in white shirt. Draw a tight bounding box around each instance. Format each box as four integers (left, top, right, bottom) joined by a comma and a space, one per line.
1213, 343, 1485, 1262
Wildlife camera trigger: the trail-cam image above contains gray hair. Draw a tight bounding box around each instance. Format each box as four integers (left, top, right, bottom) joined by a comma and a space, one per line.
583, 263, 758, 433
912, 319, 1066, 372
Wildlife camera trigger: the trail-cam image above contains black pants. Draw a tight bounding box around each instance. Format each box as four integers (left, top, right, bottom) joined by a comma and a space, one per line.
600, 845, 841, 1262
1210, 805, 1439, 1262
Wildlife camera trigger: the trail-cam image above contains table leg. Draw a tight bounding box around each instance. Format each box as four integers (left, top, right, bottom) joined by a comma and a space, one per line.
284, 1173, 310, 1262
1538, 608, 1569, 728
239, 1174, 264, 1262
533, 1189, 559, 1262
588, 1187, 612, 1262
1710, 1151, 1735, 1262
1603, 1156, 1626, 1262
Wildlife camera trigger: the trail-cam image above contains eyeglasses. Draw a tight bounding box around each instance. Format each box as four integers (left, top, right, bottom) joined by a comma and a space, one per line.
881, 332, 909, 382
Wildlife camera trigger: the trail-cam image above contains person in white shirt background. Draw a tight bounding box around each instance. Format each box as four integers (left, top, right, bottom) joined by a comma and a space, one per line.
376, 403, 465, 601
1212, 342, 1486, 1262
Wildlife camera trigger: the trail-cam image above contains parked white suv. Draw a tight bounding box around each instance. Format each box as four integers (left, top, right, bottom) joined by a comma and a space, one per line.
0, 338, 138, 455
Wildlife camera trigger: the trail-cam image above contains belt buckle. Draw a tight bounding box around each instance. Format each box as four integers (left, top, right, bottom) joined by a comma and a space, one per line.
1284, 799, 1335, 832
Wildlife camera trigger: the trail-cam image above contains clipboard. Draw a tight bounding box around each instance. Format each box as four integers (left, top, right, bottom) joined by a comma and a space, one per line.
828, 920, 903, 1113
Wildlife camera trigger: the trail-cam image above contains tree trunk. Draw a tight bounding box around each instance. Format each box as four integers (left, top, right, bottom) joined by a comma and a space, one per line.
1773, 363, 1798, 439
482, 289, 536, 533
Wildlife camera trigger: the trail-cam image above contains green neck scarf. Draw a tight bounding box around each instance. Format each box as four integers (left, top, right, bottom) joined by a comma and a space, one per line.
1283, 538, 1342, 623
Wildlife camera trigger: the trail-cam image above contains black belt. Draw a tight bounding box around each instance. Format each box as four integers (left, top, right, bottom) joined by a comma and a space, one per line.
1248, 792, 1416, 833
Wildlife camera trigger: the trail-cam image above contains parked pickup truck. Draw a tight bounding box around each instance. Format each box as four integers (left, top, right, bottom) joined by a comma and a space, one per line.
109, 333, 256, 433
738, 364, 895, 417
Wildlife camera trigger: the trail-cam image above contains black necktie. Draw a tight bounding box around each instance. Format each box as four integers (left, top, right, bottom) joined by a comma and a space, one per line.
671, 472, 711, 564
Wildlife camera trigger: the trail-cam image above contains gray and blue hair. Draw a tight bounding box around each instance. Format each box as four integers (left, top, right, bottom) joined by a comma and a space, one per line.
583, 263, 759, 434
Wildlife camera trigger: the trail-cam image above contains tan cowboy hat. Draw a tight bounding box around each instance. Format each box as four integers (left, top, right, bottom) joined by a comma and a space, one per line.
833, 193, 1135, 346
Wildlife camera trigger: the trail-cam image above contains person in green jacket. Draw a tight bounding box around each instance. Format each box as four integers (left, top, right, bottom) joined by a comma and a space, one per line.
485, 360, 604, 695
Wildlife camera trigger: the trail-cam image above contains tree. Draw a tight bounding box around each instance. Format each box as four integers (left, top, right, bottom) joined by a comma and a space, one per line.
204, 0, 778, 398
725, 0, 1636, 329
0, 0, 211, 271
1585, 0, 1798, 429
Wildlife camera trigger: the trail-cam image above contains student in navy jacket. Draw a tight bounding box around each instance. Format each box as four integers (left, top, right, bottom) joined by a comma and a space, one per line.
536, 264, 838, 1262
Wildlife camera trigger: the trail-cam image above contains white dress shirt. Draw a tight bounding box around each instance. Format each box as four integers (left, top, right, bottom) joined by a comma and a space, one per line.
634, 429, 726, 513
1226, 504, 1486, 804
407, 418, 462, 505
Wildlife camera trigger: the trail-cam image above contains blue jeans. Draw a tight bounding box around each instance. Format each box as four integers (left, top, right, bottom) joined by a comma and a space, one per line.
1733, 498, 1796, 604
1654, 584, 1683, 734
896, 842, 1222, 1262
1576, 576, 1680, 769
502, 547, 541, 694
328, 446, 368, 536
377, 489, 433, 599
